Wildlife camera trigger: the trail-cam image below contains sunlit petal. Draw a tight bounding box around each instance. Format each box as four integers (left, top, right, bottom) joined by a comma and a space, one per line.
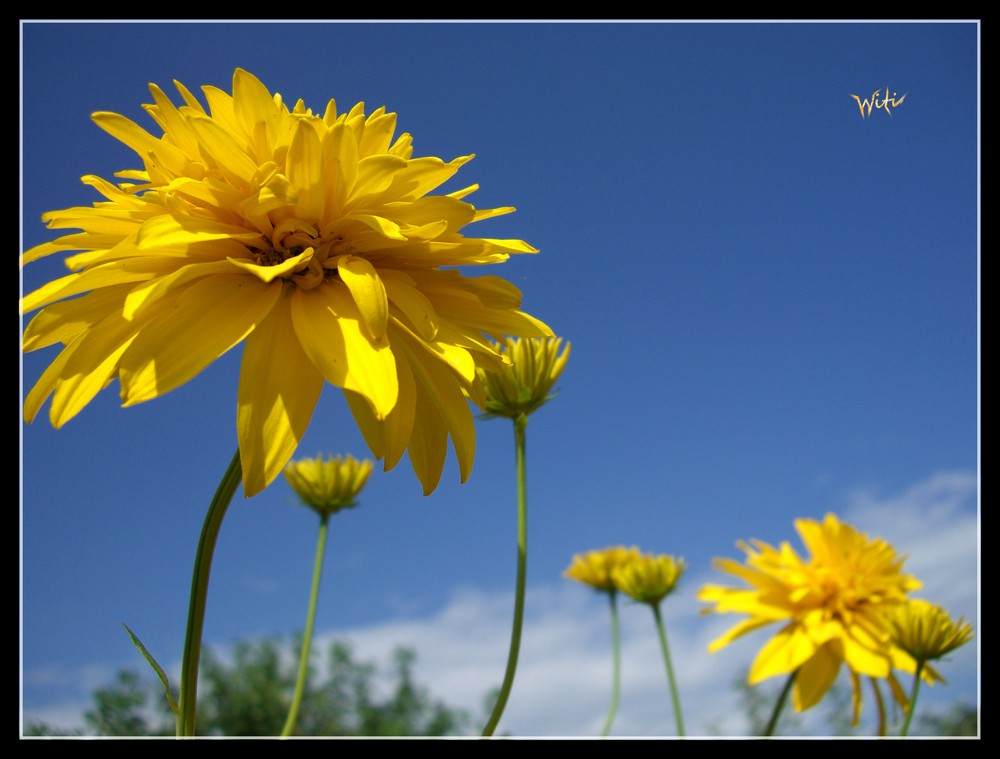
290, 283, 397, 419
238, 290, 324, 497
119, 275, 280, 405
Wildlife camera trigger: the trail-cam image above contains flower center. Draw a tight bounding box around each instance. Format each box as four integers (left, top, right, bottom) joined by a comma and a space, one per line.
248, 219, 351, 290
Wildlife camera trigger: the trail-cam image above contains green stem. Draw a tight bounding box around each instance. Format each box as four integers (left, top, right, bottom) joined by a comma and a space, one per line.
600, 590, 622, 737
177, 448, 243, 737
762, 669, 797, 737
651, 604, 685, 737
282, 513, 331, 737
900, 661, 925, 737
481, 414, 529, 737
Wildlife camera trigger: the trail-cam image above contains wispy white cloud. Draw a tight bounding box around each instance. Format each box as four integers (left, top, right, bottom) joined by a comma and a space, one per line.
329, 469, 980, 737
843, 470, 979, 619
22, 470, 979, 737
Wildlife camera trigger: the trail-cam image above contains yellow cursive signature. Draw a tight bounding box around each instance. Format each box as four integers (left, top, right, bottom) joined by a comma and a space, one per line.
850, 87, 906, 119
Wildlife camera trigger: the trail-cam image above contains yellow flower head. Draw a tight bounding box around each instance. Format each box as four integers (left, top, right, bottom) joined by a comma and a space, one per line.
698, 513, 922, 718
21, 68, 552, 497
478, 336, 569, 420
284, 453, 373, 518
564, 545, 642, 593
886, 599, 974, 666
612, 552, 686, 606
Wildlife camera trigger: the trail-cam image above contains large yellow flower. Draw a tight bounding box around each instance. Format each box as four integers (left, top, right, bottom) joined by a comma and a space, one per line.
20, 68, 551, 496
698, 513, 922, 721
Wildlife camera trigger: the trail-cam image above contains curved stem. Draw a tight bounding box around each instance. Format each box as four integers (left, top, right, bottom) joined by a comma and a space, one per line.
282, 513, 331, 737
900, 661, 925, 737
762, 669, 797, 737
481, 414, 529, 737
651, 604, 685, 737
177, 448, 243, 737
599, 590, 622, 737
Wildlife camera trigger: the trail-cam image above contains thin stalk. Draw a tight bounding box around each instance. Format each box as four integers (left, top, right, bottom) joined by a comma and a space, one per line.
762, 669, 797, 737
900, 661, 926, 737
600, 590, 622, 737
481, 414, 529, 737
177, 448, 243, 737
651, 604, 685, 737
282, 513, 331, 737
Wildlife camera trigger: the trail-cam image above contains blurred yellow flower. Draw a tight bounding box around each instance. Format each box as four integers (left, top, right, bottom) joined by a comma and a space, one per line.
612, 553, 686, 606
284, 453, 373, 518
887, 599, 974, 666
21, 68, 551, 497
564, 546, 642, 593
698, 514, 921, 720
478, 336, 569, 420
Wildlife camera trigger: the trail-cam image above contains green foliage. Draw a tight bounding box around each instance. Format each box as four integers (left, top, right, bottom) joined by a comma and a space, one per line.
707, 676, 977, 737
26, 637, 469, 737
916, 703, 978, 737
84, 670, 174, 737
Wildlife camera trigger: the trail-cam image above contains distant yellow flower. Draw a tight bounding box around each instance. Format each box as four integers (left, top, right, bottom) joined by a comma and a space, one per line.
612, 553, 686, 606
887, 599, 974, 666
698, 513, 921, 720
564, 546, 642, 593
21, 68, 551, 497
478, 336, 569, 420
284, 454, 373, 518
887, 598, 973, 736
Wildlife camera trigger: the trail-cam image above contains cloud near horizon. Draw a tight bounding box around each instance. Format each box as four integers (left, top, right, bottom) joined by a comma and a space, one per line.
22, 470, 978, 737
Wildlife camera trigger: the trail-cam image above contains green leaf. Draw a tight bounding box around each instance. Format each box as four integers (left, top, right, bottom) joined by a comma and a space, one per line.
122, 623, 179, 715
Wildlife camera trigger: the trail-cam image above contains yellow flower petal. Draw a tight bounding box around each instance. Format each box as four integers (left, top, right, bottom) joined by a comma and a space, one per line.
119, 275, 281, 405
122, 259, 245, 320
397, 332, 476, 487
343, 352, 416, 474
792, 641, 842, 712
749, 624, 818, 684
382, 271, 440, 340
406, 390, 449, 496
186, 111, 260, 189
337, 255, 389, 341
135, 214, 263, 251
21, 263, 156, 316
232, 68, 281, 153
23, 284, 134, 352
290, 283, 398, 419
25, 306, 142, 427
237, 291, 324, 497
286, 118, 326, 222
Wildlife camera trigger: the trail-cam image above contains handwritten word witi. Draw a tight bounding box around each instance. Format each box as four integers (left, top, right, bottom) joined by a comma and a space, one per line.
849, 88, 906, 119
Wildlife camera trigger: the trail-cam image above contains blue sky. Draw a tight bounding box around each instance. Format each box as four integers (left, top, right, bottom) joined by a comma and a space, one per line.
20, 20, 979, 737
